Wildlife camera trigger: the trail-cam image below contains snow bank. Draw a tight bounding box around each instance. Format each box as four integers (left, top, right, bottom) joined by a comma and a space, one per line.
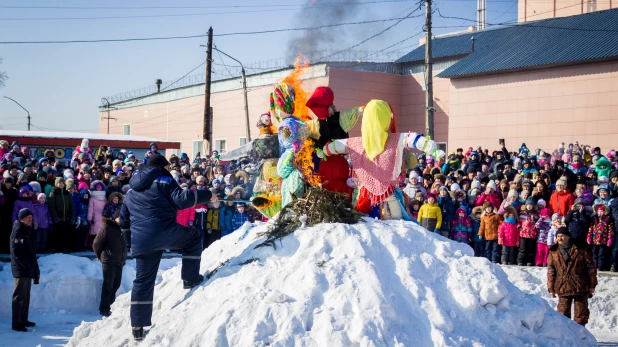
0, 254, 180, 314
503, 266, 618, 335
68, 219, 596, 346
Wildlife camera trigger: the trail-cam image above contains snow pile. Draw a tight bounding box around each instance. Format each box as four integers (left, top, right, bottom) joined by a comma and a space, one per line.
0, 254, 180, 314
68, 219, 595, 346
504, 266, 618, 336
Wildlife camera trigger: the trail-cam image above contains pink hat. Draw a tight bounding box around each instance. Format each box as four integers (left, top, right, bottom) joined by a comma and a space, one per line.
37, 193, 46, 201
540, 208, 553, 218
78, 182, 89, 191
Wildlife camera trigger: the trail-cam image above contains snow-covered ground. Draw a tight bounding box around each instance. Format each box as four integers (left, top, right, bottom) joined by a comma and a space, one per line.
2, 220, 615, 346
0, 255, 181, 346
65, 219, 595, 346
503, 266, 618, 344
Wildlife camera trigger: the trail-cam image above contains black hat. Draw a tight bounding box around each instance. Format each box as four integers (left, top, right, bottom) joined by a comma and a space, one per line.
556, 227, 571, 238
18, 208, 33, 221
146, 154, 170, 168
577, 177, 588, 185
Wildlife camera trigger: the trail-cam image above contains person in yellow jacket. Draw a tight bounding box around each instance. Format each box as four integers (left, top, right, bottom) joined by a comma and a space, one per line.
418, 193, 442, 232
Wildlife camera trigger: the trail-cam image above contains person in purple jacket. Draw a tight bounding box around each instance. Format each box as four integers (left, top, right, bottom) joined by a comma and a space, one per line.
12, 186, 34, 223
32, 193, 53, 252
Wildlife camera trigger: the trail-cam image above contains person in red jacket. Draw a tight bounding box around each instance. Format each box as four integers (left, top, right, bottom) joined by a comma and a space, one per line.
549, 178, 574, 217
475, 181, 501, 209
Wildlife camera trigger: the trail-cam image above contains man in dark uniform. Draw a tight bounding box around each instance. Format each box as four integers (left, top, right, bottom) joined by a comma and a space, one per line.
120, 154, 216, 340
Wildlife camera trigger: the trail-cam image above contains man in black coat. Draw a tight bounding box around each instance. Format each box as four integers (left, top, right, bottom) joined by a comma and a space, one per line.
10, 208, 39, 332
120, 154, 216, 340
610, 198, 618, 272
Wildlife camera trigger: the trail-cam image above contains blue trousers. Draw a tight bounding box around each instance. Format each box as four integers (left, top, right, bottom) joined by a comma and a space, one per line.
131, 228, 202, 327
485, 240, 500, 262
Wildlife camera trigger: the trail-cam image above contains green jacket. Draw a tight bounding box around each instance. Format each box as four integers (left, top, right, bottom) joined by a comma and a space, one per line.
48, 187, 75, 223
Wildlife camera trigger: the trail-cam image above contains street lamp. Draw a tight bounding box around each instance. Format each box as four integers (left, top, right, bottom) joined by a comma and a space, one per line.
3, 96, 30, 131
212, 47, 251, 143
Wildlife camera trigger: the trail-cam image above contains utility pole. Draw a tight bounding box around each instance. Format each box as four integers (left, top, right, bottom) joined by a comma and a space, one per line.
3, 96, 30, 131
424, 0, 435, 140
203, 27, 214, 155
213, 46, 251, 143
100, 98, 117, 134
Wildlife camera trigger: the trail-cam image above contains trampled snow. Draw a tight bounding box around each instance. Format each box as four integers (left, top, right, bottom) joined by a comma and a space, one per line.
67, 219, 596, 347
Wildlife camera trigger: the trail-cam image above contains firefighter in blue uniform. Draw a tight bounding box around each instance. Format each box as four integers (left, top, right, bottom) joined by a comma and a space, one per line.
120, 154, 216, 340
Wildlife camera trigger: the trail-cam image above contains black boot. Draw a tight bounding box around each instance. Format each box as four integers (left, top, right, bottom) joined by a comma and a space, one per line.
183, 274, 204, 289
12, 325, 27, 332
23, 321, 35, 327
132, 327, 144, 341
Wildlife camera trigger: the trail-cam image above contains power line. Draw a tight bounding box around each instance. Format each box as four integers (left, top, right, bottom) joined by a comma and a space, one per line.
0, 1, 413, 11
0, 16, 424, 44
160, 61, 206, 92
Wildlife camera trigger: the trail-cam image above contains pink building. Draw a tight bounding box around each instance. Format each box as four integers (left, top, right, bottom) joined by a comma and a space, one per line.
100, 9, 618, 157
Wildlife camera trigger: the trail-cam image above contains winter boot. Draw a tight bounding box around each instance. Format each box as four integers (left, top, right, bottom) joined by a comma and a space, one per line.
183, 274, 205, 289
132, 327, 144, 341
23, 321, 36, 327
12, 325, 27, 332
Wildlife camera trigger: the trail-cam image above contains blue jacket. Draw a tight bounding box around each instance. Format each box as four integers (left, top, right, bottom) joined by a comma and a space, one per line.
120, 166, 212, 256
219, 206, 234, 236
438, 194, 456, 225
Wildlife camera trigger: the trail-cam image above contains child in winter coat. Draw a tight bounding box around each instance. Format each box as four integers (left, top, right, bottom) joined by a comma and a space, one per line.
417, 193, 442, 232
499, 190, 522, 216
454, 190, 471, 217
12, 186, 34, 223
534, 208, 553, 266
32, 193, 53, 252
205, 201, 222, 248
451, 208, 472, 244
498, 206, 520, 265
231, 203, 250, 232
103, 193, 124, 223
88, 180, 107, 249
75, 188, 90, 251
219, 197, 235, 237
471, 206, 484, 257
475, 181, 501, 209
587, 204, 615, 270
407, 200, 421, 220
438, 186, 455, 238
176, 205, 196, 228
546, 213, 564, 247
479, 201, 504, 263
517, 198, 539, 266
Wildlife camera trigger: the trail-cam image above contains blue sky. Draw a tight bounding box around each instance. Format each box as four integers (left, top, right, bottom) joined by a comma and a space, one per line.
0, 0, 517, 133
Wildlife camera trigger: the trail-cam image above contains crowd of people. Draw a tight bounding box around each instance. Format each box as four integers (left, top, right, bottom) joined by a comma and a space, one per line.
406, 142, 618, 273
0, 139, 261, 257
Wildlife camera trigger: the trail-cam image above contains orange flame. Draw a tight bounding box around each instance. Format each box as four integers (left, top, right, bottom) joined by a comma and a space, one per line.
282, 54, 311, 122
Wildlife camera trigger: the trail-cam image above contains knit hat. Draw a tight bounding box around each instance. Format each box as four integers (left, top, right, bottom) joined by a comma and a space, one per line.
596, 204, 607, 212
39, 157, 49, 164
577, 177, 588, 185
18, 208, 32, 221
471, 179, 481, 190
556, 227, 571, 238
306, 86, 334, 120
37, 193, 46, 201
507, 189, 519, 199
426, 193, 437, 201
540, 208, 552, 218
146, 154, 170, 168
486, 181, 497, 191
552, 213, 561, 221
573, 198, 583, 206
450, 183, 461, 192
66, 180, 76, 190
409, 171, 420, 180
212, 178, 221, 185
482, 201, 494, 210
55, 177, 65, 185
524, 197, 535, 206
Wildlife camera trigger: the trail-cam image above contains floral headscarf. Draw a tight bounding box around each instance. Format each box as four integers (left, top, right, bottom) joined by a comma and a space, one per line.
278, 116, 309, 154
270, 83, 295, 121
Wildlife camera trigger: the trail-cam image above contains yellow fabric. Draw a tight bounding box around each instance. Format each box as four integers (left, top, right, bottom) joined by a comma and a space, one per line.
361, 99, 392, 160
417, 203, 442, 229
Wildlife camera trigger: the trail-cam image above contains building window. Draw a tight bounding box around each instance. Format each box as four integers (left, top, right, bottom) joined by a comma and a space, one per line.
215, 139, 227, 152
239, 137, 247, 146
435, 142, 447, 154
192, 140, 202, 159
123, 124, 131, 135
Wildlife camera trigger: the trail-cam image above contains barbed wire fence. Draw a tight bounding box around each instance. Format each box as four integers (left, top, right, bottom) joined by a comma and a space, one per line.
104, 48, 413, 104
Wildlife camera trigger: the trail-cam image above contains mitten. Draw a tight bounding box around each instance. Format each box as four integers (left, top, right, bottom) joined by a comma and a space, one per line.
608, 238, 613, 248
587, 236, 592, 244
498, 238, 503, 245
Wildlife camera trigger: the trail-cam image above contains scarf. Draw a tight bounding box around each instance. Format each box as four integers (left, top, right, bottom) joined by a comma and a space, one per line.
348, 133, 400, 205
558, 243, 572, 262
270, 83, 295, 121
505, 217, 517, 224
